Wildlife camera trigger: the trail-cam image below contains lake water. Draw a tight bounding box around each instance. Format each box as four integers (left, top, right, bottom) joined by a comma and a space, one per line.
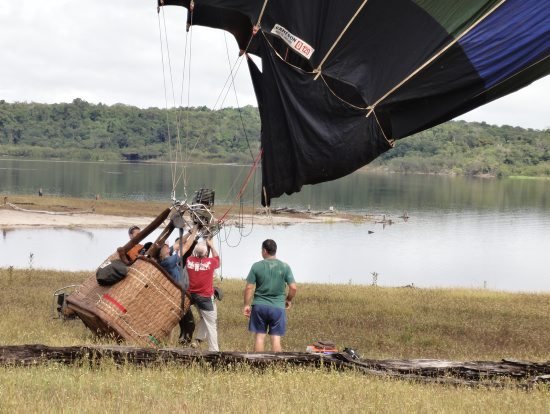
1, 159, 549, 292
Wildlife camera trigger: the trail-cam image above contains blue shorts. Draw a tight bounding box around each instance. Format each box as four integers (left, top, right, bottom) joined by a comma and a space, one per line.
249, 304, 286, 336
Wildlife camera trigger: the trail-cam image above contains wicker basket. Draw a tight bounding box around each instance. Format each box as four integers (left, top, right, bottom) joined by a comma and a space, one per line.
67, 255, 189, 347
65, 252, 117, 336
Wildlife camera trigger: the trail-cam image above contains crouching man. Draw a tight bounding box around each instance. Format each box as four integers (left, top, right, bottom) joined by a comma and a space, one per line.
243, 239, 297, 352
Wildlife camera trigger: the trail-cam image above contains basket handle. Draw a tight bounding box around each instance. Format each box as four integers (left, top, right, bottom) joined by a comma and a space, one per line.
144, 221, 175, 260
117, 207, 171, 264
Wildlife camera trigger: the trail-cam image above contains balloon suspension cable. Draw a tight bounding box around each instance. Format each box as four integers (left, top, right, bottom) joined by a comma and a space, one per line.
181, 16, 261, 242
218, 149, 263, 224
217, 235, 224, 281
262, 185, 274, 227
164, 10, 181, 194
223, 32, 255, 160
157, 12, 177, 192
161, 7, 190, 200
173, 1, 195, 197
217, 1, 275, 237
364, 0, 507, 116
158, 1, 269, 242
182, 6, 253, 168
313, 0, 370, 80
158, 3, 198, 202
212, 49, 248, 111
255, 0, 270, 30
260, 31, 371, 113
212, 0, 267, 111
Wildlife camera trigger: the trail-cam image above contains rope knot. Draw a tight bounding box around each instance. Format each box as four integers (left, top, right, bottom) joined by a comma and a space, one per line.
313, 68, 321, 80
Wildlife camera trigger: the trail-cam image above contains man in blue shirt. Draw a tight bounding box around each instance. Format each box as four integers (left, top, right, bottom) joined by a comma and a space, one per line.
159, 226, 198, 345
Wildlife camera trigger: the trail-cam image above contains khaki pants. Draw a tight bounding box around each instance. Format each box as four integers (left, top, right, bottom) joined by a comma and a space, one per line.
194, 303, 219, 352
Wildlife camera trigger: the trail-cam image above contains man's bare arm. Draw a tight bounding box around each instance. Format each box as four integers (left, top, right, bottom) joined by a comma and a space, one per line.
179, 230, 192, 244
243, 283, 255, 317
179, 226, 198, 256
286, 283, 297, 309
206, 238, 219, 258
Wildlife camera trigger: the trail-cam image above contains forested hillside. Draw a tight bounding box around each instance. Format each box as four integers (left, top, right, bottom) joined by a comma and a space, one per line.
0, 99, 548, 177
0, 99, 261, 163
377, 121, 549, 177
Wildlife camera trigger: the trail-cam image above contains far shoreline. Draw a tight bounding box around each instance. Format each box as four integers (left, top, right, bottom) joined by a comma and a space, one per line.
0, 194, 379, 230
2, 156, 549, 180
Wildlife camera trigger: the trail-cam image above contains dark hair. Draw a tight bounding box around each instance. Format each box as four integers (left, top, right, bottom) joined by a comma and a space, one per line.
262, 239, 277, 256
128, 225, 140, 235
139, 242, 153, 255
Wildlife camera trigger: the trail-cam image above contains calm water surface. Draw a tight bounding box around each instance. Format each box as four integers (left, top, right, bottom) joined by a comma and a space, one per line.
1, 158, 549, 213
1, 159, 549, 292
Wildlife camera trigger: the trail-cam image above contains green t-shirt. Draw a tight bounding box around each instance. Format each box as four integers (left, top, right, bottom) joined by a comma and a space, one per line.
246, 259, 295, 309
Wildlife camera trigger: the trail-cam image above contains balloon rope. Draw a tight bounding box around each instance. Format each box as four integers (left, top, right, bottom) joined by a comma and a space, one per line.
372, 111, 395, 147
261, 31, 372, 113
182, 28, 257, 168
223, 32, 255, 161
159, 1, 268, 209
255, 0, 270, 29
157, 12, 176, 191
318, 74, 368, 111
218, 149, 263, 223
183, 12, 195, 195
313, 0, 371, 80
161, 8, 185, 196
222, 31, 258, 236
213, 54, 244, 110
365, 0, 508, 118
260, 31, 394, 148
213, 0, 269, 110
173, 9, 195, 195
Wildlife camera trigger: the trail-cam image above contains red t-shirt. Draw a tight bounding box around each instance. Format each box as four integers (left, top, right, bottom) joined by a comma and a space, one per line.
186, 256, 220, 297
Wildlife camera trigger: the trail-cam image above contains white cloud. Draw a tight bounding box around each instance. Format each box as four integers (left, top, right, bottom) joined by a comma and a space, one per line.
1, 1, 548, 129
456, 77, 550, 130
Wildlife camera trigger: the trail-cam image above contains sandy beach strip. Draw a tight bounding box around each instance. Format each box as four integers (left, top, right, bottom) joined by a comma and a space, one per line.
0, 208, 351, 229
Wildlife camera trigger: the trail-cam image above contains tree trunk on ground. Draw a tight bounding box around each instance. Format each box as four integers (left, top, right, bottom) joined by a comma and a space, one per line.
1, 344, 549, 388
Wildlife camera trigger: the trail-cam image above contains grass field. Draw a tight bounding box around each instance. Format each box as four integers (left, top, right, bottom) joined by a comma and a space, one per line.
0, 268, 549, 412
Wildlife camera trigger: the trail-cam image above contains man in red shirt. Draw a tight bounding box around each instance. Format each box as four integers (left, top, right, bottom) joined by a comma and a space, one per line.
186, 237, 220, 351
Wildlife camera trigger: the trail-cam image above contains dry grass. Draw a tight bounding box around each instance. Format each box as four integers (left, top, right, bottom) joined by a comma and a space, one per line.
2, 269, 550, 359
1, 364, 549, 413
0, 268, 549, 411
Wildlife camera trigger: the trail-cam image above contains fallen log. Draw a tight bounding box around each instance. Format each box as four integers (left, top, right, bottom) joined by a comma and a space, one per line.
1, 344, 549, 389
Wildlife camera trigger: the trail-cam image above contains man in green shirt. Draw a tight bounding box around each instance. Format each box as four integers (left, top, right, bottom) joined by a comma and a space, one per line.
243, 239, 297, 352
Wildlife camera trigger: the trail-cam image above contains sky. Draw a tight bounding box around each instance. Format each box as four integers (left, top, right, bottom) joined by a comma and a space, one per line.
1, 1, 548, 129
